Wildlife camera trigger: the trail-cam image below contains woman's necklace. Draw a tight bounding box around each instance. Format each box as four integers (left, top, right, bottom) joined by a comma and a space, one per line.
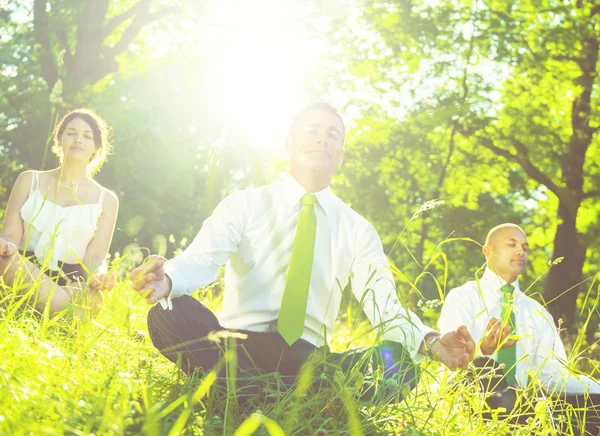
59, 177, 79, 194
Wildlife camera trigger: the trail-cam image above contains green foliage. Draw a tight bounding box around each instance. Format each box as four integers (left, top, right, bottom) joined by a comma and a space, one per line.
322, 0, 600, 328
2, 1, 600, 431
0, 0, 273, 256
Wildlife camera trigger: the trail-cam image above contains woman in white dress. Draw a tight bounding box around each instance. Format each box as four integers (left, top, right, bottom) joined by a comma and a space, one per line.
0, 108, 119, 314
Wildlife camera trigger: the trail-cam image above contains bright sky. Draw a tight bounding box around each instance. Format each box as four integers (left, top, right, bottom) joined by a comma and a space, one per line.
191, 0, 341, 149
184, 0, 370, 147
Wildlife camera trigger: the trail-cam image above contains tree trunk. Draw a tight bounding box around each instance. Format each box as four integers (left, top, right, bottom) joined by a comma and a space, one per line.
545, 200, 586, 328
545, 17, 598, 329
33, 0, 179, 100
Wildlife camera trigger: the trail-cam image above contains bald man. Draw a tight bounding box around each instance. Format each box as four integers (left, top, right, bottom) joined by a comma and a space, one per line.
439, 224, 600, 435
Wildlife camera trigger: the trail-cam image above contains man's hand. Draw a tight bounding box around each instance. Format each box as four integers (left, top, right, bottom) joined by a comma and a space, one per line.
0, 237, 17, 257
480, 316, 517, 356
129, 255, 171, 304
430, 326, 476, 370
89, 271, 117, 292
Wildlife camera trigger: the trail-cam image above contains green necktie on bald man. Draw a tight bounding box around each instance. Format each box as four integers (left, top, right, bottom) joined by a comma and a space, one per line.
278, 194, 317, 346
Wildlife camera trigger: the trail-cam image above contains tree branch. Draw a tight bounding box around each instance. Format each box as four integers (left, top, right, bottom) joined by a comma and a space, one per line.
55, 28, 69, 53
103, 0, 152, 36
77, 0, 110, 53
68, 0, 111, 83
438, 11, 477, 189
476, 135, 564, 197
33, 0, 58, 89
105, 6, 180, 59
583, 190, 600, 199
55, 28, 74, 66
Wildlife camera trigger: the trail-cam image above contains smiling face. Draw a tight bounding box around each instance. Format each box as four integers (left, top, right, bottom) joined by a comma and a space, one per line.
59, 117, 98, 165
286, 107, 345, 178
483, 225, 529, 284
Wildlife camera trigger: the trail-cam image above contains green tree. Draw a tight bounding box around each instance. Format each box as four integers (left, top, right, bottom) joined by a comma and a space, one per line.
326, 0, 600, 328
32, 0, 180, 99
460, 0, 600, 328
0, 0, 264, 256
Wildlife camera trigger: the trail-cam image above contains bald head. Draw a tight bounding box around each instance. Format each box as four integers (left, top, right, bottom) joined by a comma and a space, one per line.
485, 223, 526, 245
483, 223, 528, 283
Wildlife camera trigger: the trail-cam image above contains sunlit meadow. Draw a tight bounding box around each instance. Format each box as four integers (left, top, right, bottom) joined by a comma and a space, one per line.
1, 214, 598, 435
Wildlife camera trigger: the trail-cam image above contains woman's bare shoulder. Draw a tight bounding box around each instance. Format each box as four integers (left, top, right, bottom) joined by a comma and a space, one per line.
90, 179, 119, 207
34, 168, 60, 186
13, 170, 35, 188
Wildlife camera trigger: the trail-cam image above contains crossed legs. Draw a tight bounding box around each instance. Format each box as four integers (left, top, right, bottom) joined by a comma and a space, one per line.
472, 357, 600, 435
0, 252, 83, 313
147, 295, 419, 401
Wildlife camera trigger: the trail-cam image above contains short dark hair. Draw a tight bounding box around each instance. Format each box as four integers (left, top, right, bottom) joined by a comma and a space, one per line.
289, 102, 345, 140
52, 108, 113, 176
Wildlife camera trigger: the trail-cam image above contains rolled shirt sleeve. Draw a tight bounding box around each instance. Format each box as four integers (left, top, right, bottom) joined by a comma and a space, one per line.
350, 222, 435, 363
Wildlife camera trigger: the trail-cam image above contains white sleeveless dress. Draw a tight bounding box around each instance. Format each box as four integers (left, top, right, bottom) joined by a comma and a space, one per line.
19, 171, 105, 271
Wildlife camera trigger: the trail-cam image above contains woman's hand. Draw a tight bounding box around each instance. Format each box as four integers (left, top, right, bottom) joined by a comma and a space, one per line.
89, 271, 117, 291
0, 237, 17, 257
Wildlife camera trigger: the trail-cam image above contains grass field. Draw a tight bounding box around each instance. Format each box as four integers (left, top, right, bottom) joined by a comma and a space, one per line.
0, 271, 598, 436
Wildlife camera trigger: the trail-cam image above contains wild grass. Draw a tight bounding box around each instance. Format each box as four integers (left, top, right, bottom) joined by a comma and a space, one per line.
0, 263, 598, 435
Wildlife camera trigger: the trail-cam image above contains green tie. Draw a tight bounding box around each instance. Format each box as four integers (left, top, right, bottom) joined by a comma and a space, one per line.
278, 193, 317, 345
497, 283, 517, 386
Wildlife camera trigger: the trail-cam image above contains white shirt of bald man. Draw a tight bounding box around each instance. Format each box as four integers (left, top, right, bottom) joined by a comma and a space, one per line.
439, 267, 600, 395
159, 175, 436, 361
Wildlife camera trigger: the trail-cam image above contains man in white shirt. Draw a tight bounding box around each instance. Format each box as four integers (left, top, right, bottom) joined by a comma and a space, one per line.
439, 223, 600, 434
129, 103, 475, 399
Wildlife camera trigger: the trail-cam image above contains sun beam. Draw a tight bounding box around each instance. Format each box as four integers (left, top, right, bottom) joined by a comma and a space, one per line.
195, 0, 325, 149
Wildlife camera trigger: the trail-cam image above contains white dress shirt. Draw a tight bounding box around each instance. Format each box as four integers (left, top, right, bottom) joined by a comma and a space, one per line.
439, 268, 600, 395
161, 175, 435, 360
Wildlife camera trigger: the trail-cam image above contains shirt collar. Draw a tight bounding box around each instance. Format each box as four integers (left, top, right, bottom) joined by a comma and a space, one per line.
479, 267, 522, 296
281, 174, 334, 216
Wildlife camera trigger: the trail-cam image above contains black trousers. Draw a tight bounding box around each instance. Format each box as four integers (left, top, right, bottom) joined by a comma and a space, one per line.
25, 250, 87, 287
472, 357, 600, 435
147, 295, 419, 401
